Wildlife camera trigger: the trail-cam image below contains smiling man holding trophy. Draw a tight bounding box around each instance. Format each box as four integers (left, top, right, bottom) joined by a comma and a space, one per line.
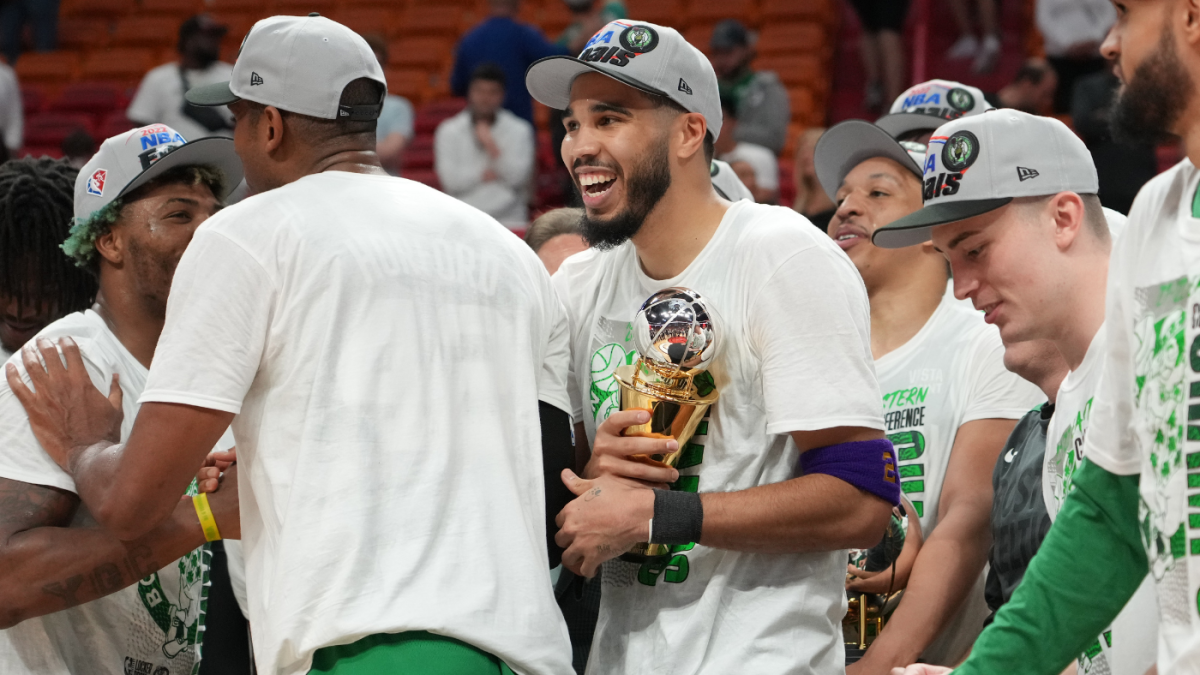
529, 20, 901, 674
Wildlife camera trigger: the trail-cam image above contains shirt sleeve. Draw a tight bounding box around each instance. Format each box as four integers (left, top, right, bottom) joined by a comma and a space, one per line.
139, 228, 275, 414
0, 345, 113, 493
2, 68, 22, 151
550, 268, 585, 422
126, 68, 164, 125
749, 245, 884, 435
538, 272, 572, 416
1083, 220, 1141, 475
962, 331, 1043, 423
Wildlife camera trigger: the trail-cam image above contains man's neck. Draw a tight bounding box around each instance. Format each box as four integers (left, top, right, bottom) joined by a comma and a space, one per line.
631, 182, 730, 280
93, 288, 163, 369
866, 260, 946, 360
1050, 258, 1108, 372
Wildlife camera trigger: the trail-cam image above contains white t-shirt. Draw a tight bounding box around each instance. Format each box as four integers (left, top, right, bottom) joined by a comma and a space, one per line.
719, 141, 780, 191
434, 109, 534, 229
139, 171, 573, 675
0, 62, 22, 151
0, 310, 234, 675
1044, 323, 1159, 675
874, 294, 1041, 664
126, 61, 234, 141
1083, 159, 1200, 675
553, 200, 884, 674
1035, 0, 1116, 57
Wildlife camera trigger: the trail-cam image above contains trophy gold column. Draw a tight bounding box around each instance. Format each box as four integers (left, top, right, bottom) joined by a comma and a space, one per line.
614, 287, 721, 564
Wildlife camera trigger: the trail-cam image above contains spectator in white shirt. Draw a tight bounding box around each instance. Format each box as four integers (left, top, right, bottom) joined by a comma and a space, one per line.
362, 33, 415, 175
435, 63, 534, 229
0, 61, 21, 155
715, 98, 778, 204
1036, 0, 1114, 112
127, 14, 234, 141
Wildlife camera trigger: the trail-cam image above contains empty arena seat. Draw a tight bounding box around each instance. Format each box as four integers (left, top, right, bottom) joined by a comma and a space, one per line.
111, 16, 185, 48
536, 1, 573, 35
687, 0, 757, 25
684, 23, 715, 52
388, 36, 453, 68
625, 0, 685, 29
395, 6, 465, 36
81, 48, 156, 84
787, 87, 819, 125
272, 0, 337, 17
57, 17, 111, 51
19, 86, 46, 115
412, 97, 466, 134
402, 134, 435, 170
760, 0, 835, 23
206, 0, 267, 12
18, 146, 65, 160
140, 0, 204, 15
757, 22, 827, 55
755, 54, 823, 90
14, 51, 81, 84
61, 0, 134, 17
47, 82, 125, 114
98, 110, 137, 139
338, 7, 399, 38
384, 68, 427, 103
24, 112, 96, 147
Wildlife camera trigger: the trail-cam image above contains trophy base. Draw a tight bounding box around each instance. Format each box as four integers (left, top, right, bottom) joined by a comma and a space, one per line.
619, 542, 673, 565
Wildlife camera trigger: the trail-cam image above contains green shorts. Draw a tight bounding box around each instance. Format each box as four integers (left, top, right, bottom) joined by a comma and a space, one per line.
309, 631, 516, 675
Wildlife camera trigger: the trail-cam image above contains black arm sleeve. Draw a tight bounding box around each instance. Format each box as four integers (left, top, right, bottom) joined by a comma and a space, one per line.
541, 401, 574, 569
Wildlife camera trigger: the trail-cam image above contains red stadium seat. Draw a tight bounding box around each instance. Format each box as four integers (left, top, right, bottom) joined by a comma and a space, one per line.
339, 7, 400, 38
272, 0, 337, 17
537, 1, 573, 36
387, 36, 454, 68
401, 134, 435, 170
80, 48, 156, 84
760, 0, 836, 23
625, 0, 686, 29
687, 0, 757, 26
14, 51, 81, 84
24, 112, 96, 147
208, 0, 268, 12
61, 0, 134, 17
395, 6, 466, 36
412, 97, 465, 134
18, 146, 66, 160
684, 23, 715, 53
111, 17, 183, 48
755, 54, 824, 90
47, 82, 125, 114
98, 110, 137, 139
140, 0, 204, 15
19, 86, 46, 116
57, 17, 111, 51
757, 22, 828, 56
385, 68, 428, 103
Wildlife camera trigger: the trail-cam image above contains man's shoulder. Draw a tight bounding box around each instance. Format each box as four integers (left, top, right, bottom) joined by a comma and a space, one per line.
498, 109, 534, 132
750, 70, 786, 91
1128, 158, 1193, 224
436, 110, 471, 134
140, 61, 179, 83
727, 202, 838, 259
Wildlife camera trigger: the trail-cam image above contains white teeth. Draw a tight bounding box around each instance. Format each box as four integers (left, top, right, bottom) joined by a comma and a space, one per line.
838, 234, 859, 241
579, 173, 615, 187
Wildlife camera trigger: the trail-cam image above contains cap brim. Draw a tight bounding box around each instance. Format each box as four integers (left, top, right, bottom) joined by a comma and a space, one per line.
875, 112, 949, 138
117, 137, 245, 203
813, 120, 922, 202
525, 55, 668, 110
871, 197, 1013, 249
185, 81, 239, 107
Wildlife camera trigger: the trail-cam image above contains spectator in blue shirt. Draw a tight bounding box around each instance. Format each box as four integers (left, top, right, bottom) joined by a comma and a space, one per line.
450, 0, 566, 124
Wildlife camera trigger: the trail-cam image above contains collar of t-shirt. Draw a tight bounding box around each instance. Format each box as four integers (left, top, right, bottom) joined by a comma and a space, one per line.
631, 200, 744, 296
873, 293, 954, 368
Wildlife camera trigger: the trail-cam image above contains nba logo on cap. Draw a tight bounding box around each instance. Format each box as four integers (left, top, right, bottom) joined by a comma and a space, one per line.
86, 169, 106, 197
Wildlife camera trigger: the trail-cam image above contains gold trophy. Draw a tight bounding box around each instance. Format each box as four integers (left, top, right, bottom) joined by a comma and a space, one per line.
615, 287, 721, 564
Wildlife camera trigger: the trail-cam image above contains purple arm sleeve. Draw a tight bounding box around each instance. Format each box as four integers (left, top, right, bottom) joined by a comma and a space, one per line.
798, 438, 900, 506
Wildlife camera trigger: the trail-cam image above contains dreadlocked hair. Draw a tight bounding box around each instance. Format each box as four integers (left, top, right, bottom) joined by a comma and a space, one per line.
63, 164, 227, 276
0, 157, 97, 316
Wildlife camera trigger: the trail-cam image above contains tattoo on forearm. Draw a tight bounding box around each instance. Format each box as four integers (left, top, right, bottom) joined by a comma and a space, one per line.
124, 545, 158, 580
42, 575, 84, 607
89, 563, 123, 595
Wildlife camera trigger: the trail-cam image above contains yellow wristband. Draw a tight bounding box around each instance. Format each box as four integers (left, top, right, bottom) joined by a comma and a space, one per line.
192, 493, 221, 542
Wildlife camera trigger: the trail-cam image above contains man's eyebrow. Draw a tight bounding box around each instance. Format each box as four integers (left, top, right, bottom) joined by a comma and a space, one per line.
868, 172, 905, 185
162, 197, 200, 207
946, 230, 980, 250
563, 102, 634, 118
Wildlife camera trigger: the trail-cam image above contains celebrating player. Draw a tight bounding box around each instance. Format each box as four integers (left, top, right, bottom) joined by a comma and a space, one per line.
527, 20, 898, 673
0, 126, 243, 674
6, 15, 576, 675
888, 2, 1200, 669
875, 109, 1157, 675
814, 109, 1041, 670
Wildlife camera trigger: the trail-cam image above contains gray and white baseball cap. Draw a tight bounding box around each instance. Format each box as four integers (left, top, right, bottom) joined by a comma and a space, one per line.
185, 14, 385, 121
525, 20, 722, 140
813, 120, 926, 201
872, 109, 1099, 249
876, 79, 992, 138
74, 124, 243, 221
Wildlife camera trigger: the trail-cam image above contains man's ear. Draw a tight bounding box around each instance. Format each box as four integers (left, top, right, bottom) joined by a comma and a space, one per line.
93, 224, 123, 268
1051, 191, 1086, 251
674, 112, 708, 162
262, 105, 286, 154
1183, 0, 1200, 47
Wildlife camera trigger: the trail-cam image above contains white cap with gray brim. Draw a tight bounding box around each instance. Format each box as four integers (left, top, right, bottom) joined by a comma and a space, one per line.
74, 124, 243, 221
876, 79, 993, 138
813, 119, 925, 202
872, 109, 1099, 249
525, 20, 722, 140
185, 14, 385, 121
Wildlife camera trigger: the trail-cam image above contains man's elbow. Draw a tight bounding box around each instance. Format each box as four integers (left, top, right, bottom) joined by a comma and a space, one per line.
90, 497, 158, 541
846, 493, 894, 549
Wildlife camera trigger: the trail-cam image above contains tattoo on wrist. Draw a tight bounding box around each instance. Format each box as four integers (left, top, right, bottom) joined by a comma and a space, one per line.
42, 575, 83, 607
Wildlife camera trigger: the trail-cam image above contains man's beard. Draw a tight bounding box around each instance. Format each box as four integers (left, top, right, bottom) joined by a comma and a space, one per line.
577, 140, 672, 251
1111, 27, 1194, 144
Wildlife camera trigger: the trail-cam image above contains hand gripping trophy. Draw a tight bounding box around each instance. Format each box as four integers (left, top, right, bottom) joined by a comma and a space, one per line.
615, 287, 721, 563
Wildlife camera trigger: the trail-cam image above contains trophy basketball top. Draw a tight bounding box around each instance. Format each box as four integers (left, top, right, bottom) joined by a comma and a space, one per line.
631, 288, 721, 395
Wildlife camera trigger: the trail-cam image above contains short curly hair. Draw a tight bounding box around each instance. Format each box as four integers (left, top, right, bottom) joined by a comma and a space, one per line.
62, 164, 227, 275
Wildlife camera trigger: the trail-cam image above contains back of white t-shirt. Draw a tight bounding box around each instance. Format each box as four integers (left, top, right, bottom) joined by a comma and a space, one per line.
140, 172, 573, 675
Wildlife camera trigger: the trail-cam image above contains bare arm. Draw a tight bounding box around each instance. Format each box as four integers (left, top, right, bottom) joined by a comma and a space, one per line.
855, 418, 1016, 673
699, 426, 893, 552
0, 469, 238, 629
7, 339, 234, 540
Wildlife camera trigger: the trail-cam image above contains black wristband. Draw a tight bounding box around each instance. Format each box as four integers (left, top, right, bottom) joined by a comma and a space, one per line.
650, 489, 703, 545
